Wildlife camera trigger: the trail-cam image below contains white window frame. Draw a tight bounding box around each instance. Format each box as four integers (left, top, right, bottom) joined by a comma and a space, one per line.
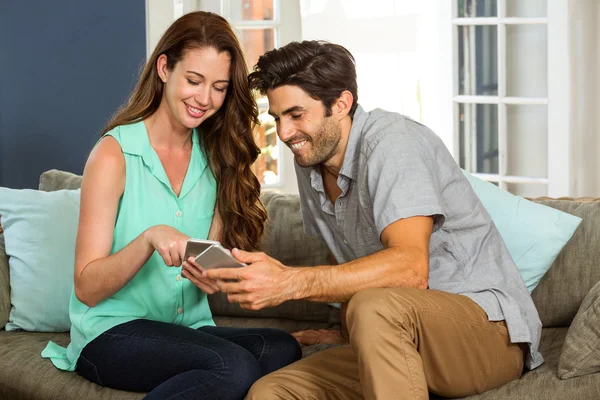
451, 0, 571, 197
146, 0, 302, 193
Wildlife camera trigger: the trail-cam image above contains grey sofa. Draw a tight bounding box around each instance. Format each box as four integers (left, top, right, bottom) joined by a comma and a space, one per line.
0, 169, 599, 399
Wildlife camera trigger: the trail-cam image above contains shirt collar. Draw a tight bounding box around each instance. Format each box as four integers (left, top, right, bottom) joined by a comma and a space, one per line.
338, 104, 368, 181
119, 120, 208, 199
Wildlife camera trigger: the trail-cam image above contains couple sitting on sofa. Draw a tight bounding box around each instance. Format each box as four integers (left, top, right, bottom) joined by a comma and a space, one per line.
42, 10, 544, 400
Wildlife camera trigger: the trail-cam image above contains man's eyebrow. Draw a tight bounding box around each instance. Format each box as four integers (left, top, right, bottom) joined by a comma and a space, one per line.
268, 106, 306, 118
186, 70, 230, 84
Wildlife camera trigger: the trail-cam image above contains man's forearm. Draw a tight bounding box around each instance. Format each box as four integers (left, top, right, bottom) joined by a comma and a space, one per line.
292, 246, 428, 303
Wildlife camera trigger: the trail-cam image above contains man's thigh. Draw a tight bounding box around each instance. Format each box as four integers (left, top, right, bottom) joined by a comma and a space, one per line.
246, 345, 363, 400
347, 288, 524, 397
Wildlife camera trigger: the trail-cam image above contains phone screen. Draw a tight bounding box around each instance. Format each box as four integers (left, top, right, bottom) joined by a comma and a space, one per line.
184, 239, 218, 260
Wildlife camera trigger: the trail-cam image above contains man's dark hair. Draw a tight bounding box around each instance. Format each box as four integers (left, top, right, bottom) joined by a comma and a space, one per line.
248, 40, 358, 117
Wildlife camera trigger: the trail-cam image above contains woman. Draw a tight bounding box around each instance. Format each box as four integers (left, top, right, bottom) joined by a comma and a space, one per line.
42, 11, 301, 399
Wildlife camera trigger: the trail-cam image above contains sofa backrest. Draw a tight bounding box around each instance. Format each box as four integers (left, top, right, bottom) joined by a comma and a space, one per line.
1, 169, 598, 330
531, 199, 600, 327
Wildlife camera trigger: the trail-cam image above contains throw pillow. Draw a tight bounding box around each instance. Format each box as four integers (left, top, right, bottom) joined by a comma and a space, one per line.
558, 280, 600, 379
462, 170, 582, 292
0, 188, 80, 331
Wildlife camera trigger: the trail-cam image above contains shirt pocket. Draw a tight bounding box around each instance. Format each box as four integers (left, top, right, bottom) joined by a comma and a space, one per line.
354, 225, 383, 257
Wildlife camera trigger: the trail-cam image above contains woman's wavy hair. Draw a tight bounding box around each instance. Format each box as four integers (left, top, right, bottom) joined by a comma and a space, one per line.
102, 11, 266, 250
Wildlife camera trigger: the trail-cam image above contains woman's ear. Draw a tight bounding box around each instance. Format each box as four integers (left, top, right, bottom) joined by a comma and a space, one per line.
333, 90, 354, 120
156, 54, 169, 83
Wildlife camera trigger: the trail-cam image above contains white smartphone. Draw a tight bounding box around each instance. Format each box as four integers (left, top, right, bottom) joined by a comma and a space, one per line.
184, 238, 219, 260
184, 238, 246, 269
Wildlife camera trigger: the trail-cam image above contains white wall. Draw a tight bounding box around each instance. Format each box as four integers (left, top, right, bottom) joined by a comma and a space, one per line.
570, 0, 600, 197
300, 0, 454, 150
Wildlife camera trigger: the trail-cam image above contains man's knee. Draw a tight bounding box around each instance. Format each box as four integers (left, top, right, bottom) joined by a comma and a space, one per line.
346, 288, 421, 337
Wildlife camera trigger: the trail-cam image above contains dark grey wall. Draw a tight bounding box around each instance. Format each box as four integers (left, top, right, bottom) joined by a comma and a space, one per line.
0, 0, 146, 188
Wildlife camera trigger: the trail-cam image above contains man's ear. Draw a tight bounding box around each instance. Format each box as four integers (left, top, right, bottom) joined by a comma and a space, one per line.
333, 90, 354, 120
156, 54, 169, 83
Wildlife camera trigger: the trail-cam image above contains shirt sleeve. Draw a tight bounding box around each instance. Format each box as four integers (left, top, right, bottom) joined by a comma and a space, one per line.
365, 131, 446, 238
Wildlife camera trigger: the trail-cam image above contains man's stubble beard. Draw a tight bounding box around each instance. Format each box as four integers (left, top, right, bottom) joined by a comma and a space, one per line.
295, 118, 342, 168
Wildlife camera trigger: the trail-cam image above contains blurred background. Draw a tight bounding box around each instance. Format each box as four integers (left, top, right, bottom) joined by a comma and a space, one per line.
1, 0, 598, 197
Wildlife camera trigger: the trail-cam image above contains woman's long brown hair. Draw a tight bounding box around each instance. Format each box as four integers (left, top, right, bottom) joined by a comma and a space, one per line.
102, 11, 266, 250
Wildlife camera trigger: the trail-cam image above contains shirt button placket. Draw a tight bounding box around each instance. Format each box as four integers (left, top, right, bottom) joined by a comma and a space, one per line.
175, 201, 184, 320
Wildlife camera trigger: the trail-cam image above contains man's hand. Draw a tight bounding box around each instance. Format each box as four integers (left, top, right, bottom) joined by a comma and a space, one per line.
292, 329, 346, 346
204, 249, 303, 310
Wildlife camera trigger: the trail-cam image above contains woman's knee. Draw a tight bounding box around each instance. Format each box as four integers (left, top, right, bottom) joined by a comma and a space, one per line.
259, 329, 302, 371
222, 347, 262, 392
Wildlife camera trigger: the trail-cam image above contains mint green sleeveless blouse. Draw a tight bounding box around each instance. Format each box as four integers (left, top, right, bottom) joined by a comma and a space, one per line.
42, 121, 217, 370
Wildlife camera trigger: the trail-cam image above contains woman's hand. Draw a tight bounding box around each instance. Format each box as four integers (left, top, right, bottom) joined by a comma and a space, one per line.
144, 225, 189, 267
182, 257, 221, 294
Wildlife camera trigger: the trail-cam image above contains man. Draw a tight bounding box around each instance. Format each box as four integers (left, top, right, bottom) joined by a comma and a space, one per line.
204, 40, 543, 399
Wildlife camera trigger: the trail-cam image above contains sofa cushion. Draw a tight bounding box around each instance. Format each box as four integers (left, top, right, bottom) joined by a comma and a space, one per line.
531, 200, 600, 327
0, 330, 143, 400
558, 280, 600, 379
0, 188, 80, 331
462, 171, 582, 292
453, 328, 600, 400
39, 169, 83, 191
0, 235, 9, 328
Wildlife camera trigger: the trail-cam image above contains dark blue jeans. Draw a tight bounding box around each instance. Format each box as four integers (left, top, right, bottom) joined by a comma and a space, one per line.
76, 319, 302, 400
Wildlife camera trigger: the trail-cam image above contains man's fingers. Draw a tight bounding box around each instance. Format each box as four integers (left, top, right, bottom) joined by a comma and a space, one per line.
218, 280, 246, 294
231, 248, 265, 264
206, 267, 243, 280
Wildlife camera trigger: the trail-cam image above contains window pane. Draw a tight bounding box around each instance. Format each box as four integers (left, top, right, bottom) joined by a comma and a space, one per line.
458, 103, 499, 174
229, 0, 275, 22
506, 0, 547, 18
238, 28, 275, 71
252, 101, 280, 186
458, 25, 498, 96
505, 182, 547, 198
457, 0, 497, 18
506, 25, 547, 97
507, 105, 547, 178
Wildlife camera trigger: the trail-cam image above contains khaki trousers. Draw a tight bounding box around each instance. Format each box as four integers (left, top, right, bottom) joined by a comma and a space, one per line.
246, 288, 524, 400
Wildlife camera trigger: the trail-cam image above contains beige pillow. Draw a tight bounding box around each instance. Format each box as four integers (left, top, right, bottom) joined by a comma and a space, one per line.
558, 280, 600, 379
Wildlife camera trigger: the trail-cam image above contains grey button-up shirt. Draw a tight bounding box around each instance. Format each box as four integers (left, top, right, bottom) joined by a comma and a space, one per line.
295, 105, 543, 369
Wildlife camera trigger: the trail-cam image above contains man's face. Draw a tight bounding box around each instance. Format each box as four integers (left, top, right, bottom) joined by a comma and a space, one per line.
267, 85, 342, 167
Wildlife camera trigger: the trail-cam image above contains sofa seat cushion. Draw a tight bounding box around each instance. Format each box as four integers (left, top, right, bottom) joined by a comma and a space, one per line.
452, 328, 600, 400
0, 330, 143, 400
